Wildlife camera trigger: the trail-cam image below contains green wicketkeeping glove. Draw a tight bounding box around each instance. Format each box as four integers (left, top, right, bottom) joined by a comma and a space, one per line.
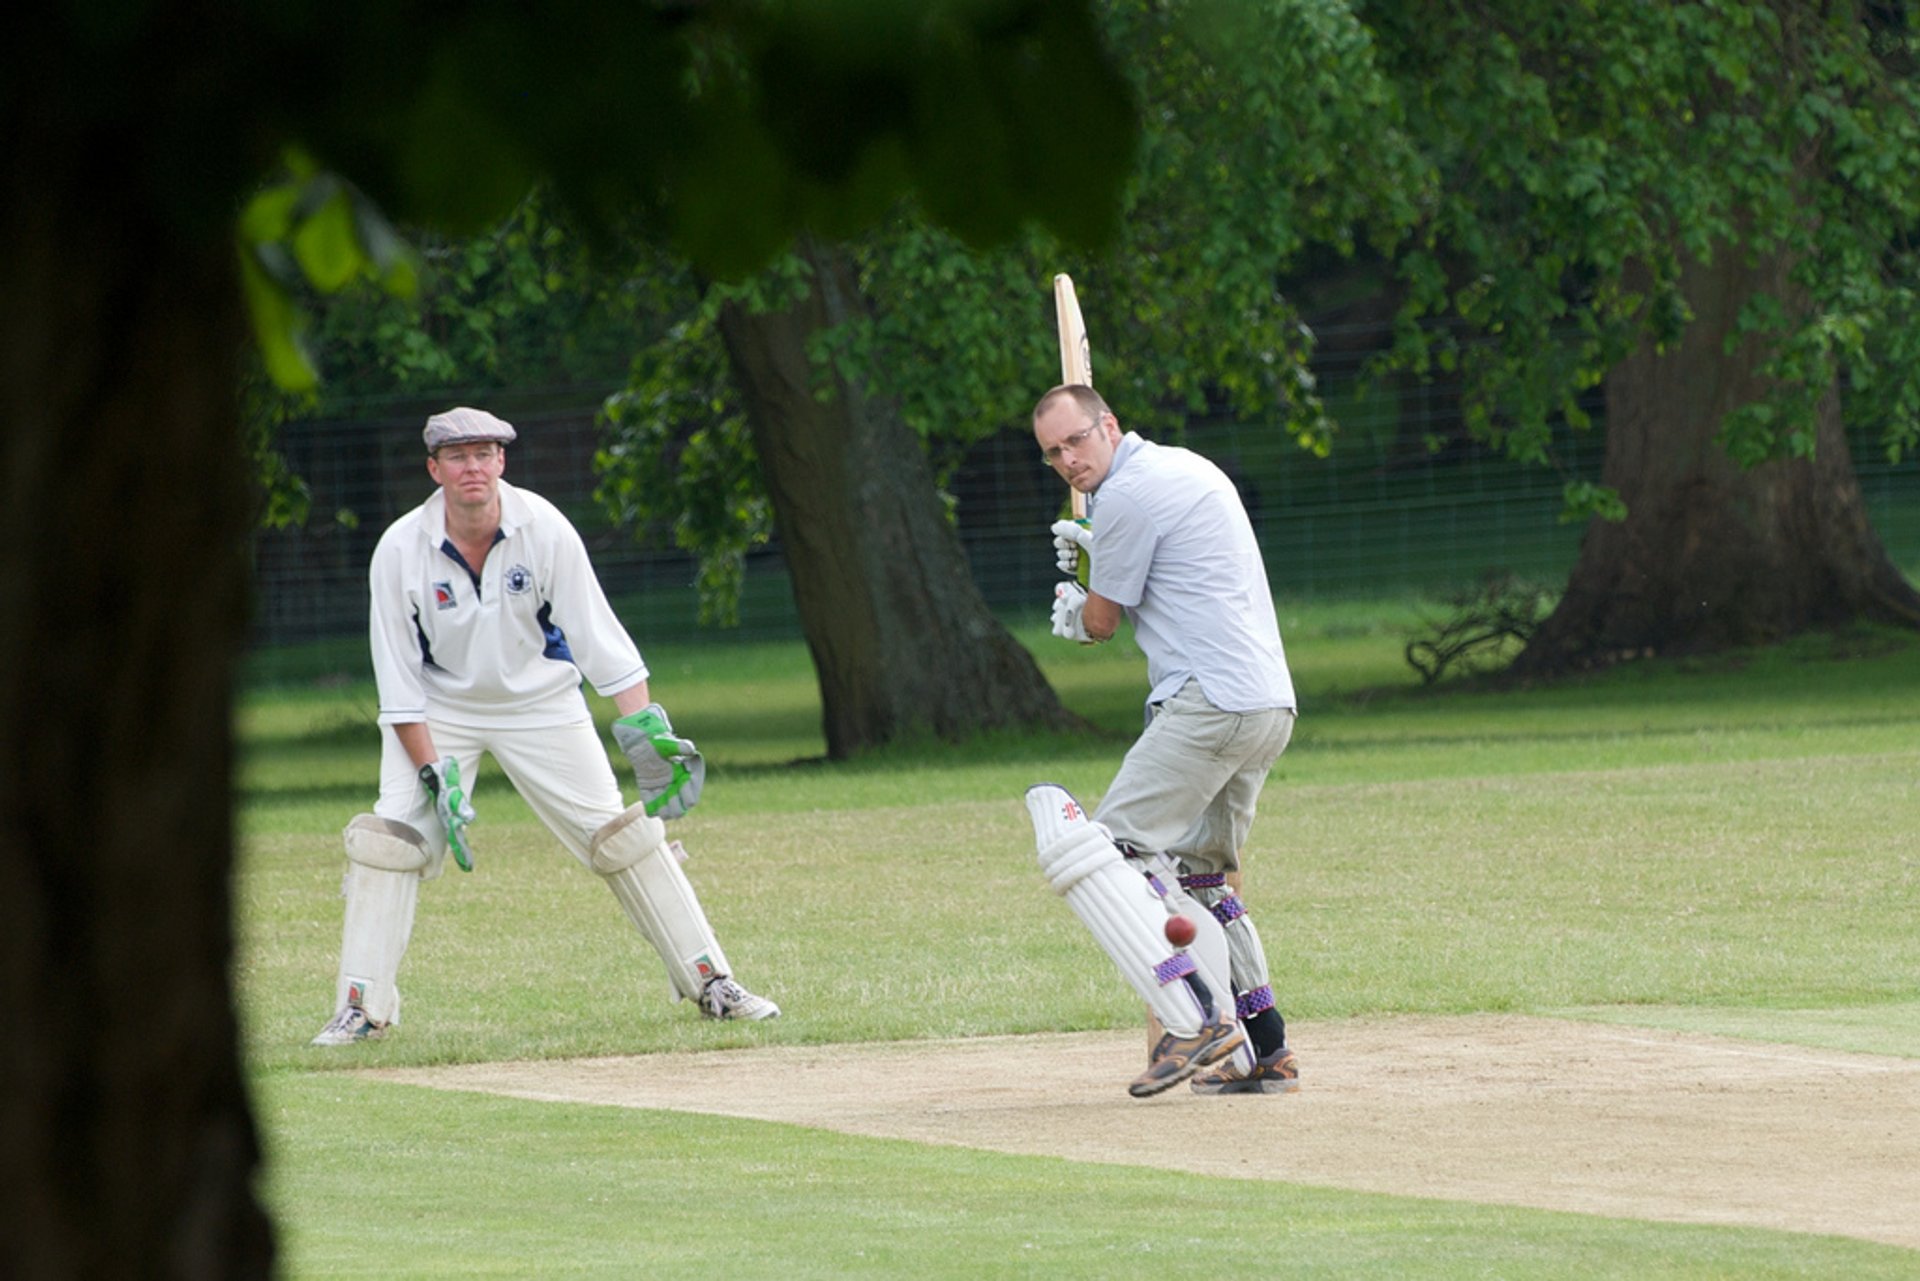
419, 756, 476, 871
613, 703, 706, 820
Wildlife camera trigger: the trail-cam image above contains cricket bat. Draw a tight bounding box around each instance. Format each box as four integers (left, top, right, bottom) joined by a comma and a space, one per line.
1052, 273, 1092, 522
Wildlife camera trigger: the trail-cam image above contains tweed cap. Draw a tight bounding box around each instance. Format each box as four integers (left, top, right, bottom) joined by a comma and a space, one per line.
423, 407, 517, 452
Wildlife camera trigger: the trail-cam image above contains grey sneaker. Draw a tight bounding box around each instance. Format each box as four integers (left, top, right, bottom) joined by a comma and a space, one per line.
1192, 1046, 1300, 1095
1128, 1013, 1247, 1098
310, 1004, 387, 1046
700, 976, 780, 1021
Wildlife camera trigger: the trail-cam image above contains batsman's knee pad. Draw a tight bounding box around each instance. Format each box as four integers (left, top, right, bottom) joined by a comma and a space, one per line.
589, 804, 729, 1002
335, 815, 430, 1026
1027, 783, 1208, 1036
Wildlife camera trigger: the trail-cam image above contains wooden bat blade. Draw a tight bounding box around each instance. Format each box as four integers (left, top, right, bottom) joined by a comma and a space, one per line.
1053, 273, 1093, 388
1052, 273, 1093, 520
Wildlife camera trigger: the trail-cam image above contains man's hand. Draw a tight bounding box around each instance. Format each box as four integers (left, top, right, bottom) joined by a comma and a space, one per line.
1050, 517, 1092, 581
418, 756, 476, 871
613, 703, 707, 820
1051, 581, 1094, 643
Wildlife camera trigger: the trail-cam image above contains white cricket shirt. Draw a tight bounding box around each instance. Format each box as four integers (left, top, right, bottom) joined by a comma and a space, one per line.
368, 479, 649, 729
1088, 433, 1296, 713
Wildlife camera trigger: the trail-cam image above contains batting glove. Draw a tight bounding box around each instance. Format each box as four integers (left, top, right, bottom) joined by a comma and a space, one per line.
614, 703, 707, 820
1049, 517, 1092, 578
419, 756, 476, 872
1050, 580, 1093, 643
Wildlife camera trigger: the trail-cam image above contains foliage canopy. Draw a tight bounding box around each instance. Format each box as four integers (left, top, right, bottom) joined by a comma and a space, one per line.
264, 2, 1920, 616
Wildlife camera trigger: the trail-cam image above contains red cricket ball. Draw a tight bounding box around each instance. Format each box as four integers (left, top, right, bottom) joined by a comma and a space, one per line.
1164, 913, 1196, 947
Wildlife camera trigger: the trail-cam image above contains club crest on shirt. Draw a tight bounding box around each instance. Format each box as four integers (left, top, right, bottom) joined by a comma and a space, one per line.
504, 564, 533, 595
433, 580, 457, 610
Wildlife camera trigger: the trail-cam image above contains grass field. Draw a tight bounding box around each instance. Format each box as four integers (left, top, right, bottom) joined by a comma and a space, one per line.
237, 602, 1920, 1278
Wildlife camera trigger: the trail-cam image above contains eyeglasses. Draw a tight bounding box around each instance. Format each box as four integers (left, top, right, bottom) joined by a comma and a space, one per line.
1040, 424, 1101, 466
435, 445, 501, 469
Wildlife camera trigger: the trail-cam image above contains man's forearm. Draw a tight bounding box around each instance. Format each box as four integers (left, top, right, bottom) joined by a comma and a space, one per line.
1083, 590, 1122, 641
612, 681, 652, 718
392, 721, 438, 770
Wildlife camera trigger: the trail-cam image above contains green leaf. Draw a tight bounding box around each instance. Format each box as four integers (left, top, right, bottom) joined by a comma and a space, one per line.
290, 189, 364, 294
237, 247, 317, 392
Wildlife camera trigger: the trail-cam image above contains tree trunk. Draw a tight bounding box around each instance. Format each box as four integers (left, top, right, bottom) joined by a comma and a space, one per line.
716, 239, 1082, 757
0, 141, 275, 1276
1515, 246, 1920, 676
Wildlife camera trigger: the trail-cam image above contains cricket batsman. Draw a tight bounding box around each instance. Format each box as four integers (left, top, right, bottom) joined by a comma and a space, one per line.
1027, 384, 1299, 1096
311, 407, 778, 1044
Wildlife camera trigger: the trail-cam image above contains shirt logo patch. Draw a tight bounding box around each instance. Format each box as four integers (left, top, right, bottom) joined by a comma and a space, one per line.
433, 581, 458, 610
504, 564, 533, 595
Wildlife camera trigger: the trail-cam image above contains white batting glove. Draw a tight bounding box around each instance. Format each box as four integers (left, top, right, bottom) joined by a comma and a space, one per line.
1050, 581, 1092, 642
1049, 518, 1092, 577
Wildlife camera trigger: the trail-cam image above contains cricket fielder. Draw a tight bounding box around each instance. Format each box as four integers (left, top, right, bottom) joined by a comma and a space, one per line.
1028, 385, 1299, 1095
312, 407, 777, 1045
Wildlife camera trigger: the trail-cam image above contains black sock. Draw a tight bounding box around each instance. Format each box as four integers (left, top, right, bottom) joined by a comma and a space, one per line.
1246, 1007, 1286, 1058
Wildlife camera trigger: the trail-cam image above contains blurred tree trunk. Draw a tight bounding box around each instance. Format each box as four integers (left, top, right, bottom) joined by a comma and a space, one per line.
1515, 246, 1920, 675
716, 238, 1082, 757
0, 141, 274, 1277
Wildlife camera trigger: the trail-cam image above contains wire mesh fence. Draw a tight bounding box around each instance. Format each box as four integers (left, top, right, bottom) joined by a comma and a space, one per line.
246, 377, 1920, 681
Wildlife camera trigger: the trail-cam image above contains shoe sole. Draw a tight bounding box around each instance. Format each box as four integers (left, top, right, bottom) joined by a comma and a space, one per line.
1191, 1075, 1300, 1096
1128, 1025, 1248, 1098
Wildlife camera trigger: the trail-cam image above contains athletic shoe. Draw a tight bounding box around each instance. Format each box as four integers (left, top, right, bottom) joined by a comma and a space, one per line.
1128, 1013, 1248, 1098
1191, 1046, 1301, 1095
310, 1004, 387, 1046
700, 976, 780, 1021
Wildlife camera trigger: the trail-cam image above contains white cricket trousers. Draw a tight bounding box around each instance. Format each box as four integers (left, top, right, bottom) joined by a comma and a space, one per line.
374, 716, 626, 867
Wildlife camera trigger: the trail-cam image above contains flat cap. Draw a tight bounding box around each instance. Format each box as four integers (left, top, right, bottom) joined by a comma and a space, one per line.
423, 407, 517, 452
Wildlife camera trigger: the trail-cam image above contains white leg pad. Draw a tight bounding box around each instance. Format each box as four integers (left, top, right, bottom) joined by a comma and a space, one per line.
1160, 877, 1238, 1018
1163, 880, 1256, 1074
1225, 912, 1272, 995
1027, 784, 1207, 1036
589, 804, 729, 1002
335, 815, 431, 1025
1185, 880, 1275, 1004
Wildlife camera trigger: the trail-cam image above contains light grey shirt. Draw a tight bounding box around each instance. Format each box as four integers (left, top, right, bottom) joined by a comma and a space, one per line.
1088, 433, 1295, 713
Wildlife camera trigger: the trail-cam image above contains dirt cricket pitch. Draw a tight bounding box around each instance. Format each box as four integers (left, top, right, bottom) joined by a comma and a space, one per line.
365, 1013, 1919, 1251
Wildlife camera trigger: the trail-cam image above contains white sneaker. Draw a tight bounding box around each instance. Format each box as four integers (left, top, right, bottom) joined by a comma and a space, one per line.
700, 976, 780, 1021
310, 1004, 388, 1046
